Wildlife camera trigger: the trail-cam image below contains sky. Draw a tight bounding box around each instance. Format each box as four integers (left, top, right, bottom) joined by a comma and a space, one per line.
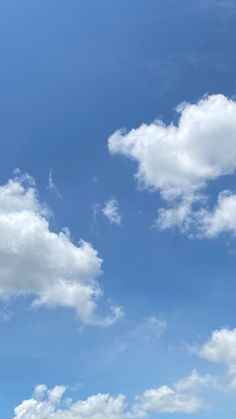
1, 0, 236, 418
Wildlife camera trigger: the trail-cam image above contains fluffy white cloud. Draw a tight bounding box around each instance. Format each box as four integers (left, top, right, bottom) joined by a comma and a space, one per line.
0, 173, 123, 325
156, 195, 198, 234
133, 386, 203, 416
14, 385, 127, 419
200, 191, 236, 237
156, 190, 236, 238
14, 371, 212, 419
133, 370, 217, 417
103, 199, 122, 225
109, 94, 236, 238
198, 328, 236, 391
174, 370, 217, 393
199, 328, 236, 375
109, 94, 236, 200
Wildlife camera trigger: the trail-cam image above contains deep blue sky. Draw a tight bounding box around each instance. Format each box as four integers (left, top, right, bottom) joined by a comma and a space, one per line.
1, 1, 236, 418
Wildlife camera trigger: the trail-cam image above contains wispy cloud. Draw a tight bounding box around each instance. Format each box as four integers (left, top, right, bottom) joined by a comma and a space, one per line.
47, 170, 62, 199
102, 198, 122, 225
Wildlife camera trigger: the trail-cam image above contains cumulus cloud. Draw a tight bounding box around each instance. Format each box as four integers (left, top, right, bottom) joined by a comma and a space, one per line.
14, 385, 127, 419
0, 173, 123, 326
102, 199, 122, 225
156, 190, 236, 238
14, 371, 210, 419
174, 370, 217, 393
133, 371, 217, 417
109, 95, 236, 199
197, 327, 236, 391
199, 328, 236, 376
133, 386, 203, 416
156, 194, 201, 234
108, 94, 236, 238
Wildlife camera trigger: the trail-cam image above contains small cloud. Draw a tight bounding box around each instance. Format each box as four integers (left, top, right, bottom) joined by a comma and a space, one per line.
113, 315, 167, 355
129, 316, 167, 343
92, 176, 99, 184
47, 170, 62, 199
0, 304, 13, 322
92, 204, 101, 224
102, 198, 122, 225
144, 316, 167, 335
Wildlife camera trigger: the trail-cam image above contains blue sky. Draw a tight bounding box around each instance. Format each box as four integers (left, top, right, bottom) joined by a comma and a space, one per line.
1, 1, 236, 418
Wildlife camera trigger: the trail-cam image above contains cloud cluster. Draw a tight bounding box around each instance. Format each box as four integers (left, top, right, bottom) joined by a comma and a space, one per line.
108, 94, 236, 238
14, 371, 211, 419
14, 385, 127, 419
0, 173, 122, 325
17, 326, 236, 418
156, 190, 236, 238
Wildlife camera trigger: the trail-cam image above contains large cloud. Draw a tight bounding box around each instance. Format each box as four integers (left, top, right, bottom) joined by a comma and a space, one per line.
14, 371, 211, 419
14, 385, 127, 419
0, 173, 122, 325
109, 95, 236, 200
108, 95, 236, 237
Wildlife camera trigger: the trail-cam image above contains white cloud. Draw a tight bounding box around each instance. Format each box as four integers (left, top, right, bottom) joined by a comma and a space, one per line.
109, 95, 236, 200
132, 371, 216, 417
14, 329, 234, 419
14, 385, 127, 419
14, 385, 125, 419
0, 173, 123, 326
14, 371, 210, 419
156, 190, 236, 238
103, 199, 122, 225
133, 386, 203, 416
156, 194, 199, 234
197, 328, 236, 391
199, 328, 236, 375
200, 191, 236, 237
108, 94, 236, 238
174, 370, 217, 393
